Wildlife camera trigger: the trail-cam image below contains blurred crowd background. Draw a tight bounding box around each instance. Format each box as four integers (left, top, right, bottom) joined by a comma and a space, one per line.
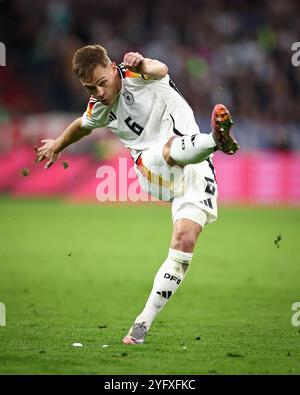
0, 0, 300, 203
1, 0, 300, 149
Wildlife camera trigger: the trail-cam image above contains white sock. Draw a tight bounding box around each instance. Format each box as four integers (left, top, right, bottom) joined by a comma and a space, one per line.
170, 133, 216, 165
134, 248, 193, 329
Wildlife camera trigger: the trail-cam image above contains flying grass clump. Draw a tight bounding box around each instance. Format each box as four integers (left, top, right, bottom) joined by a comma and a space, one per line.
21, 168, 30, 177
274, 233, 282, 248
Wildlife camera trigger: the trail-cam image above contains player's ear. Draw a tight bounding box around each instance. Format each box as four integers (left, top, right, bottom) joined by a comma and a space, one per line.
111, 62, 118, 76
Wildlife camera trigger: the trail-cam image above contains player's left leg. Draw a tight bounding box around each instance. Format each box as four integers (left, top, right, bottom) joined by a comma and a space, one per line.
164, 104, 239, 167
122, 216, 203, 345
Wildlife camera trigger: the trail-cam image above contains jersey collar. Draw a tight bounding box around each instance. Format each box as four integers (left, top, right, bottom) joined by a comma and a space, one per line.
117, 63, 126, 79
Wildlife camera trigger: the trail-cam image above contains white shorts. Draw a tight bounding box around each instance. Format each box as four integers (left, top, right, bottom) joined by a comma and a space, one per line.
133, 142, 218, 227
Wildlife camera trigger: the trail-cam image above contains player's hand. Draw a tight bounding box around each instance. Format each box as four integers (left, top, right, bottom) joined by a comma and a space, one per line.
123, 52, 145, 72
36, 139, 60, 169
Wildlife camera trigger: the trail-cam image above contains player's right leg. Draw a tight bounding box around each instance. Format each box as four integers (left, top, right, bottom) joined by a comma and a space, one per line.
164, 104, 239, 166
123, 150, 217, 345
122, 218, 202, 345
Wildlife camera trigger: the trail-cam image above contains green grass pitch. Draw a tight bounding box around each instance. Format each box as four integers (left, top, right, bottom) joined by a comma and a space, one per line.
0, 197, 299, 374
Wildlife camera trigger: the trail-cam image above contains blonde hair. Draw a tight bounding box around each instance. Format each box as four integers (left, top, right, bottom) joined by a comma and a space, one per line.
72, 44, 111, 81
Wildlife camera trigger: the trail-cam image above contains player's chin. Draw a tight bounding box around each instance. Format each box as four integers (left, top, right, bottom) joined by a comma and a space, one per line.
100, 99, 110, 106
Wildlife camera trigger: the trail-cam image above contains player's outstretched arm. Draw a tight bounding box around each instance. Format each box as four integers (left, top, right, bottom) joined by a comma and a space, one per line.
36, 117, 90, 169
123, 52, 168, 80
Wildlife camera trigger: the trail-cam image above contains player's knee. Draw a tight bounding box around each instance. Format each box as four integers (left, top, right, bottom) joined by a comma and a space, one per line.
163, 136, 182, 167
172, 231, 198, 253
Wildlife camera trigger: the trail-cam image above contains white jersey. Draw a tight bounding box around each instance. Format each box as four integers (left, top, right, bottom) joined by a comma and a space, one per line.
81, 65, 200, 160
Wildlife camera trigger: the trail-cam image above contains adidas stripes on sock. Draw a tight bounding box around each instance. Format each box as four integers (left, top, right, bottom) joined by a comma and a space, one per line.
170, 133, 216, 165
134, 248, 193, 329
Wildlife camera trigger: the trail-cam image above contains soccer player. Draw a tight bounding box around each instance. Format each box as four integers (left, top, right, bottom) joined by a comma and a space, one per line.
37, 45, 239, 344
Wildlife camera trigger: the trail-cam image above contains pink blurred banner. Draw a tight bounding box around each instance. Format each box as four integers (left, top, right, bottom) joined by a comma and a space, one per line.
213, 151, 300, 204
0, 147, 299, 204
